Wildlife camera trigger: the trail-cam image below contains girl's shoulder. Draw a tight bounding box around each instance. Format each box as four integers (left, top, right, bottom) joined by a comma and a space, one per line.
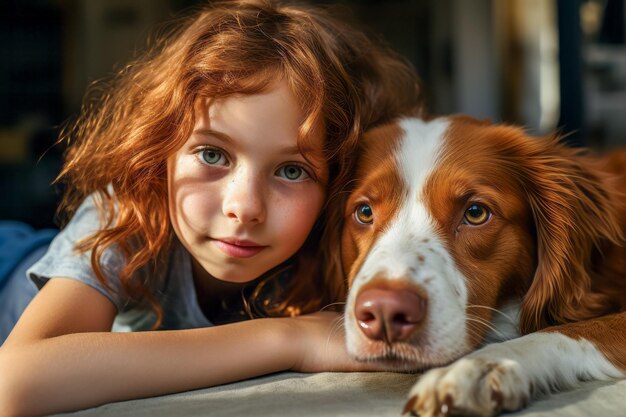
26, 194, 141, 310
26, 199, 210, 331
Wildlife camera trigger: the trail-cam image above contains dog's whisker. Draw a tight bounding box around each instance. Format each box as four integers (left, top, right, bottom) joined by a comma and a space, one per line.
467, 304, 515, 324
466, 315, 512, 341
465, 314, 497, 329
319, 302, 347, 312
324, 316, 346, 359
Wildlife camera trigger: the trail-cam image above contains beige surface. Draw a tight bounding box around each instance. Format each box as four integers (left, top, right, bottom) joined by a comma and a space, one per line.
56, 372, 626, 417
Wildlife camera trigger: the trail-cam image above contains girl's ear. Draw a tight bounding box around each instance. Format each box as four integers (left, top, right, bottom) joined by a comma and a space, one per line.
518, 135, 623, 333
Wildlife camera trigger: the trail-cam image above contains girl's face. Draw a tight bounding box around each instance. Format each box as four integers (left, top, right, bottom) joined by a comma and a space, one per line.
168, 80, 328, 284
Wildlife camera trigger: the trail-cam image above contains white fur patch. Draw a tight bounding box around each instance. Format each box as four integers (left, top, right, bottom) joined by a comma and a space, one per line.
406, 332, 625, 416
345, 118, 473, 366
468, 332, 625, 391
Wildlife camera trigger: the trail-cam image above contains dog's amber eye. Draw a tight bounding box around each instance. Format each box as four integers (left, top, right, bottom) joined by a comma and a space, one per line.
464, 204, 490, 225
354, 204, 374, 225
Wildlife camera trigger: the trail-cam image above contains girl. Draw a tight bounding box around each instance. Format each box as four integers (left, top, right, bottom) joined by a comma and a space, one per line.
0, 0, 422, 415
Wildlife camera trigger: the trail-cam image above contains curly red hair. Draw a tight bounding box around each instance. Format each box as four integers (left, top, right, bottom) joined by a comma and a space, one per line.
56, 0, 422, 327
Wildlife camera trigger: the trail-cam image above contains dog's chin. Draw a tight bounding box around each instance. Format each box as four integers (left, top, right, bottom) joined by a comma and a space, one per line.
354, 353, 425, 372
350, 342, 465, 372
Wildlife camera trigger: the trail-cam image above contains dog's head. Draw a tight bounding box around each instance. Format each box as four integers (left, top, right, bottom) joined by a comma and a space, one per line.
340, 116, 621, 370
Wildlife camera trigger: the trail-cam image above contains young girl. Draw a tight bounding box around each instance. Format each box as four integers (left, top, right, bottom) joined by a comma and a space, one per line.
0, 0, 421, 415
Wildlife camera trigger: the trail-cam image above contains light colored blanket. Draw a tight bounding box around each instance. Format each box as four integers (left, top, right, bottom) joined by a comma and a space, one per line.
56, 371, 626, 416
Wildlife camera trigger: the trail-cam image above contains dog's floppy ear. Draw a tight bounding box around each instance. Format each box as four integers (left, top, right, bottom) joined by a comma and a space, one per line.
319, 149, 362, 307
517, 135, 623, 334
320, 188, 349, 306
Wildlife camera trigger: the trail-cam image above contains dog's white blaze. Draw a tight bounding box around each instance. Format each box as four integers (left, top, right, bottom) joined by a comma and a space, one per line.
347, 118, 472, 363
396, 118, 449, 196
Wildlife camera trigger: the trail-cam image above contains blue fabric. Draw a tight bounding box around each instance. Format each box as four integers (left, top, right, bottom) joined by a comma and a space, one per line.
0, 221, 57, 344
0, 221, 57, 293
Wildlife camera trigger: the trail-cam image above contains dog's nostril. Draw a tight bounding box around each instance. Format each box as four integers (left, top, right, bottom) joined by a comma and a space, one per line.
356, 311, 377, 329
359, 311, 376, 323
393, 313, 411, 324
355, 287, 427, 343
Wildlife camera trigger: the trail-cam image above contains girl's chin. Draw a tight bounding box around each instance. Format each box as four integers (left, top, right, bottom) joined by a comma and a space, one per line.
201, 264, 269, 285
191, 258, 263, 285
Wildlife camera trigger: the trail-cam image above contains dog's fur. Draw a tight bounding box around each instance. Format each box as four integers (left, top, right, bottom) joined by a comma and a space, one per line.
338, 116, 626, 416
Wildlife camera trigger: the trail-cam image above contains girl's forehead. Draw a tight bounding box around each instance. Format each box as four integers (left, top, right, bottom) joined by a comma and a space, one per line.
195, 75, 303, 112
193, 67, 319, 124
194, 80, 322, 145
194, 81, 324, 144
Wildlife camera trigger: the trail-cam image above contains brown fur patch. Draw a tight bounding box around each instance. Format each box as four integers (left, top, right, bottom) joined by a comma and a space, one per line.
431, 116, 626, 335
544, 312, 626, 372
423, 117, 536, 345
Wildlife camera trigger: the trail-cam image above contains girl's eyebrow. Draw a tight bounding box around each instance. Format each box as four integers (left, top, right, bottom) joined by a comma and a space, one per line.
193, 128, 315, 157
193, 128, 232, 142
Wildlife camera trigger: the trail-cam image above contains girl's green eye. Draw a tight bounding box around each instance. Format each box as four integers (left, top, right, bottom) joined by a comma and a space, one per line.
277, 165, 309, 181
354, 204, 373, 225
464, 204, 490, 225
200, 149, 227, 166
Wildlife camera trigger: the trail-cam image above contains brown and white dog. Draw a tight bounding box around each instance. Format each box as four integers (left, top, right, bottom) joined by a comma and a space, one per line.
339, 115, 626, 417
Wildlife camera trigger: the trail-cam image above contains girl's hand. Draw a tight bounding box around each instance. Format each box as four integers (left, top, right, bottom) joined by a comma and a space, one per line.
285, 311, 384, 373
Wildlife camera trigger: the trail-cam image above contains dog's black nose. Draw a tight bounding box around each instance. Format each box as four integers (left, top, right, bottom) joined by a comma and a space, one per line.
355, 287, 427, 343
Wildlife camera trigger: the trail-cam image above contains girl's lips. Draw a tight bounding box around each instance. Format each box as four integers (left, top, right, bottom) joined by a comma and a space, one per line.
212, 239, 266, 258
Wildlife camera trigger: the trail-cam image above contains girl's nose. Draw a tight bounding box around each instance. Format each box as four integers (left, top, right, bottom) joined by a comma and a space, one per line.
222, 169, 266, 224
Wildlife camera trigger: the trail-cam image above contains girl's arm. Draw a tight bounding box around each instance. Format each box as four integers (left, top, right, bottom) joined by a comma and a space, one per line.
0, 278, 362, 417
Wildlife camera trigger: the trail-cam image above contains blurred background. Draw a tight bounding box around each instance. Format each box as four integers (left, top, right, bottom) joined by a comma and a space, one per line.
1, 0, 625, 228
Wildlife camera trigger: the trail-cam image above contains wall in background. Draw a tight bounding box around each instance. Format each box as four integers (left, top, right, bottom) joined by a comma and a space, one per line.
1, 0, 625, 227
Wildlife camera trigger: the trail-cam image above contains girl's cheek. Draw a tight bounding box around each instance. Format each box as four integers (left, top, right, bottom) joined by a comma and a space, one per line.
178, 187, 217, 227
279, 186, 325, 234
169, 167, 218, 233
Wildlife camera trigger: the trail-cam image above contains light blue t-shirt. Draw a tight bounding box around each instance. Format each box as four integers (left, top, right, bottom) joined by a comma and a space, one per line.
26, 196, 212, 332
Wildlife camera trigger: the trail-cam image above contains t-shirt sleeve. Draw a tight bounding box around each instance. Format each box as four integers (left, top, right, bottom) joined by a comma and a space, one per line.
26, 196, 130, 312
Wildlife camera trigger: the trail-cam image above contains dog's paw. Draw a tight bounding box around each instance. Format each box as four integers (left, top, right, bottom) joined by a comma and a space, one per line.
403, 358, 530, 417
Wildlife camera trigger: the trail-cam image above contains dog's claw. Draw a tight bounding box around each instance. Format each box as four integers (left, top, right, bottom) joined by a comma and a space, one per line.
491, 389, 503, 410
441, 394, 453, 415
403, 395, 418, 415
